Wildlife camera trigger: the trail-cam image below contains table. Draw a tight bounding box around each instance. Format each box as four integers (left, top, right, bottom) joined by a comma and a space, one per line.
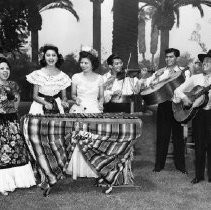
21, 113, 142, 195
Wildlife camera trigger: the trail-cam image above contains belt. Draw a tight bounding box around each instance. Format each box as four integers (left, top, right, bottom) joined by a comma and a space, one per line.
38, 92, 60, 99
38, 92, 60, 114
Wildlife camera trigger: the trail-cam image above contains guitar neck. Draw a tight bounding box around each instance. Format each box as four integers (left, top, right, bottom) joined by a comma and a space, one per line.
194, 84, 211, 99
180, 66, 189, 72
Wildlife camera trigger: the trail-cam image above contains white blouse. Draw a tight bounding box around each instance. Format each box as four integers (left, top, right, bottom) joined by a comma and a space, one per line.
103, 71, 138, 98
26, 69, 71, 96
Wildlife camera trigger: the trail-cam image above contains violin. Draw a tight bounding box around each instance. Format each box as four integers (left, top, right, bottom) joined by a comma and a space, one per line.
116, 69, 141, 80
116, 53, 141, 80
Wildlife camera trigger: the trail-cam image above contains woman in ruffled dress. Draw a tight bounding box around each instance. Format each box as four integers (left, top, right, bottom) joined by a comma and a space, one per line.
26, 45, 71, 187
26, 44, 71, 115
66, 47, 104, 179
0, 57, 36, 196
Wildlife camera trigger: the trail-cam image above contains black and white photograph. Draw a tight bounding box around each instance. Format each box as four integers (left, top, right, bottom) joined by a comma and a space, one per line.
1, 0, 211, 209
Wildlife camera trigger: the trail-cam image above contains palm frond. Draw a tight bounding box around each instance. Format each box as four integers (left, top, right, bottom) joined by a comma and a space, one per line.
201, 0, 211, 7
40, 0, 79, 21
175, 0, 211, 8
138, 0, 160, 8
38, 0, 73, 9
139, 3, 149, 10
173, 7, 180, 27
194, 4, 204, 17
174, 0, 199, 7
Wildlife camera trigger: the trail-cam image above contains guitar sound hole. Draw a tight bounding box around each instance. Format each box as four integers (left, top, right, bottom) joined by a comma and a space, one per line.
184, 104, 192, 110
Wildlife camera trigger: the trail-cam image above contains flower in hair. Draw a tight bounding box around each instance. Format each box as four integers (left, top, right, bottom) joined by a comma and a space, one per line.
81, 46, 98, 57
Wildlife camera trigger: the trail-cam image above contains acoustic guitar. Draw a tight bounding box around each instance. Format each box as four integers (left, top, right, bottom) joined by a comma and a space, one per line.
172, 84, 211, 123
140, 71, 186, 105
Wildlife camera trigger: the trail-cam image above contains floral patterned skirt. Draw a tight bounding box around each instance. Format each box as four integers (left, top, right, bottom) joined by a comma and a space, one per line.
0, 113, 29, 169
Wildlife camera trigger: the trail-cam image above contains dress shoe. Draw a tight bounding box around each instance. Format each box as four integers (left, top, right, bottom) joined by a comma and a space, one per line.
191, 177, 204, 184
178, 169, 188, 175
153, 168, 162, 172
208, 179, 211, 183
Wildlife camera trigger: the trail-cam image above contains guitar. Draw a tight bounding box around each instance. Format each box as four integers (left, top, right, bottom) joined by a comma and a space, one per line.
172, 84, 211, 123
140, 66, 189, 105
140, 71, 185, 105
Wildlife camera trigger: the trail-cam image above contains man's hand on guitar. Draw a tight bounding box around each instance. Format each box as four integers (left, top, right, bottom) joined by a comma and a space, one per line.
149, 78, 159, 88
155, 69, 165, 78
182, 96, 192, 108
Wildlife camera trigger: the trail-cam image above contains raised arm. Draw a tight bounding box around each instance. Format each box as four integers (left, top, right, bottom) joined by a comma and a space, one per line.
98, 77, 104, 111
61, 89, 69, 108
14, 91, 20, 110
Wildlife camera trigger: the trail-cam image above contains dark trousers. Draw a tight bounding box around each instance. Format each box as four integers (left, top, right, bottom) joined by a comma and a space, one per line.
103, 102, 131, 113
192, 109, 211, 180
155, 101, 185, 171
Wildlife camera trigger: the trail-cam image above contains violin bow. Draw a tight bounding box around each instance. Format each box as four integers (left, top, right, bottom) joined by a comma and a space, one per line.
125, 53, 132, 76
119, 53, 132, 95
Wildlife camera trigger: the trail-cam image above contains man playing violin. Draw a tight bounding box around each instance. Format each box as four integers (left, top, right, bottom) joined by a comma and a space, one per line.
145, 48, 187, 174
103, 54, 138, 113
174, 50, 211, 184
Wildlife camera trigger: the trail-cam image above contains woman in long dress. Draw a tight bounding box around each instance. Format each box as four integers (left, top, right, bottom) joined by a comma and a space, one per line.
26, 45, 71, 187
66, 47, 104, 179
26, 44, 71, 115
0, 58, 36, 196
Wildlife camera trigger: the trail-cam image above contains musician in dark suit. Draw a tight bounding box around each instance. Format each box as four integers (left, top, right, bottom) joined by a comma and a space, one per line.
103, 54, 138, 113
146, 48, 186, 174
174, 50, 211, 184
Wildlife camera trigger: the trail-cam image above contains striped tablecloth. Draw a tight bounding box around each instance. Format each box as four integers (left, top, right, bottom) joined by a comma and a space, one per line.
21, 113, 142, 189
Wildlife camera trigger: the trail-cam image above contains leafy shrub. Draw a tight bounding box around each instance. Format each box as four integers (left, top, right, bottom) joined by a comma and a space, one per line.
8, 53, 38, 101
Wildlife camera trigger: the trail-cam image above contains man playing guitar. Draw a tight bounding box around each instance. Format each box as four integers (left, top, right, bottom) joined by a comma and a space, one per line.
145, 48, 187, 174
174, 50, 211, 184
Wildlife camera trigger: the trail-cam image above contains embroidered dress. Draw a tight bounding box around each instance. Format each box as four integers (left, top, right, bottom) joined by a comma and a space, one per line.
67, 72, 104, 179
0, 81, 36, 194
26, 69, 71, 114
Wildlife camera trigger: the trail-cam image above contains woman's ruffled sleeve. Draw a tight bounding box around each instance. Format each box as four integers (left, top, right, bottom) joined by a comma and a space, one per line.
26, 70, 45, 86
59, 72, 71, 90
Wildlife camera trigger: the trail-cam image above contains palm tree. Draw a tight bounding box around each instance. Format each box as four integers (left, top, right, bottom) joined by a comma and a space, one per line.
138, 7, 147, 61
0, 1, 29, 53
112, 0, 139, 69
138, 6, 159, 65
139, 0, 211, 68
150, 9, 159, 65
190, 23, 208, 52
27, 0, 79, 64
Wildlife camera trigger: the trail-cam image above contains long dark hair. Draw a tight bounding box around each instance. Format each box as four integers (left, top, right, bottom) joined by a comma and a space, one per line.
40, 45, 64, 68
